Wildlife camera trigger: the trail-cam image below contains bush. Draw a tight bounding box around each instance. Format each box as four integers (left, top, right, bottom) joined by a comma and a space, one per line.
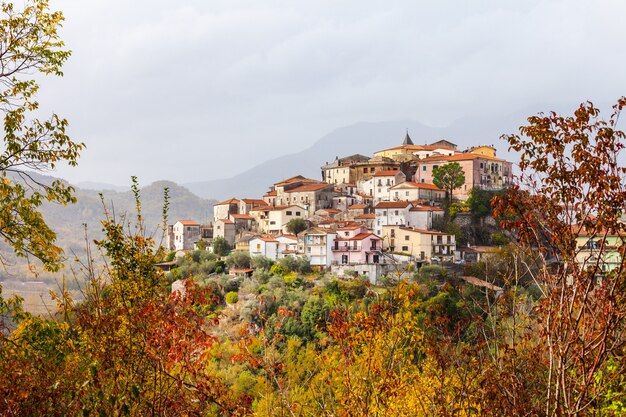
251, 256, 273, 270
225, 291, 239, 304
270, 263, 286, 276
226, 252, 251, 269
212, 236, 231, 256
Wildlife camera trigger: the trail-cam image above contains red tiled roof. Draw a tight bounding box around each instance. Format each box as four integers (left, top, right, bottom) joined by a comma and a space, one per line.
410, 206, 445, 212
419, 153, 506, 163
214, 198, 240, 205
241, 198, 266, 205
231, 214, 254, 220
219, 218, 234, 224
275, 175, 320, 186
349, 204, 368, 209
374, 201, 411, 209
264, 190, 277, 197
321, 208, 341, 214
337, 223, 363, 231
350, 233, 381, 241
373, 170, 402, 177
286, 183, 332, 193
255, 236, 278, 243
355, 213, 376, 219
177, 220, 200, 226
278, 234, 298, 241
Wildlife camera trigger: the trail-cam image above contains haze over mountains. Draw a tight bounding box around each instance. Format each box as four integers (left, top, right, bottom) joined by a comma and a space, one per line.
182, 115, 529, 200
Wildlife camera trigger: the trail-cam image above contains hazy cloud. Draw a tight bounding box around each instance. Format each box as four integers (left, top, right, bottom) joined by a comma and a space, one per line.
38, 0, 626, 186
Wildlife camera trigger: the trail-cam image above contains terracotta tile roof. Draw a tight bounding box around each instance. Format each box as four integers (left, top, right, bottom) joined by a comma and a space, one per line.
419, 153, 507, 163
321, 208, 341, 214
241, 198, 267, 205
275, 175, 320, 186
177, 220, 200, 226
255, 236, 278, 243
286, 183, 332, 193
278, 234, 298, 241
349, 204, 368, 209
350, 233, 381, 241
373, 170, 402, 177
264, 190, 277, 197
376, 143, 456, 154
355, 213, 376, 219
214, 198, 240, 205
219, 218, 234, 224
410, 206, 445, 212
230, 214, 254, 220
374, 201, 411, 209
337, 223, 363, 231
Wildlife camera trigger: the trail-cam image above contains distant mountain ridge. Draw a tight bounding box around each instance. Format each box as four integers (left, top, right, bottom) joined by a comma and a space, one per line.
183, 115, 528, 200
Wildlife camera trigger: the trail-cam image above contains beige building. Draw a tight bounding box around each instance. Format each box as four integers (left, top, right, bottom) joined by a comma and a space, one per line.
382, 225, 456, 261
374, 133, 458, 160
213, 198, 239, 223
249, 204, 306, 235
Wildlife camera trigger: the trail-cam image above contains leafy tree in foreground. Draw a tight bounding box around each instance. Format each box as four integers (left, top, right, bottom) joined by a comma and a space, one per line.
0, 0, 84, 271
432, 162, 465, 204
493, 98, 626, 415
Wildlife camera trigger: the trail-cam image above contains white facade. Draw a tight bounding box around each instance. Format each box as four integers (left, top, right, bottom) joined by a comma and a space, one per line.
249, 237, 278, 260
301, 228, 336, 268
373, 202, 412, 236
172, 220, 201, 251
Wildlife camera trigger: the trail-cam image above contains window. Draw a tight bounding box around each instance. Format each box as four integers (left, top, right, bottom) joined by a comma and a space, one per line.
406, 191, 409, 196
402, 246, 409, 251
363, 168, 367, 173
345, 232, 349, 236
256, 244, 261, 251
383, 211, 387, 216
307, 247, 311, 253
433, 165, 439, 169
286, 211, 292, 215
421, 179, 425, 183
296, 211, 301, 216
395, 210, 399, 215
342, 255, 348, 264
370, 167, 375, 173
422, 166, 426, 171
480, 162, 484, 168
270, 221, 276, 225
405, 235, 409, 240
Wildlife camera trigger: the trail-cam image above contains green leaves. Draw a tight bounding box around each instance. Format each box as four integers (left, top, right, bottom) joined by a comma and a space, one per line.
0, 0, 84, 271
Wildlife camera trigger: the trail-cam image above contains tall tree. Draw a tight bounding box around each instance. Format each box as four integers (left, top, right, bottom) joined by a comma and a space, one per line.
0, 0, 84, 271
493, 98, 626, 415
432, 162, 465, 204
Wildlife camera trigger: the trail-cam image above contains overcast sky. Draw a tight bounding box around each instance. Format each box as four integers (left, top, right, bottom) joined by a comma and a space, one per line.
38, 0, 626, 186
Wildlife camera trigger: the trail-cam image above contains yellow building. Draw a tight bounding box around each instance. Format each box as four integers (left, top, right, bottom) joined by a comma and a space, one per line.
381, 225, 456, 261
374, 133, 458, 160
466, 145, 497, 157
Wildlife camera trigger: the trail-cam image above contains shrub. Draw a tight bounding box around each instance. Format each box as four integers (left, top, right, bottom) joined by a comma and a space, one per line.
225, 291, 239, 304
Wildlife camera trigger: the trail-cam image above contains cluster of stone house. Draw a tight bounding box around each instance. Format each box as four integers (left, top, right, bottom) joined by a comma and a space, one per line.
165, 133, 515, 275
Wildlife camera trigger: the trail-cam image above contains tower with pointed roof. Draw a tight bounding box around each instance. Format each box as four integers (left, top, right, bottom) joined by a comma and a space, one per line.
402, 130, 414, 146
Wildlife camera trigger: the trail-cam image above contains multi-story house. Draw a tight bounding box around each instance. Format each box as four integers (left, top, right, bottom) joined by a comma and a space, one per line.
169, 220, 201, 251
213, 218, 235, 246
238, 198, 267, 215
276, 234, 299, 259
388, 181, 445, 203
373, 201, 413, 236
249, 236, 279, 260
358, 170, 406, 203
414, 153, 513, 200
331, 223, 382, 265
213, 198, 240, 223
249, 204, 306, 234
266, 176, 336, 216
300, 227, 337, 268
381, 225, 456, 261
321, 154, 371, 184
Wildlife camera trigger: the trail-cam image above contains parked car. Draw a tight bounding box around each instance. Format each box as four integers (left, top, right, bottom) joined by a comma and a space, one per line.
431, 256, 441, 262
454, 259, 466, 265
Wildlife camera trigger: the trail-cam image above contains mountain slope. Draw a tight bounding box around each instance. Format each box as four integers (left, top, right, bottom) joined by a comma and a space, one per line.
184, 115, 527, 200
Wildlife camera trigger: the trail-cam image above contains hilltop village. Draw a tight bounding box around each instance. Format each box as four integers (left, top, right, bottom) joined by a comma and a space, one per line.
165, 133, 514, 281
